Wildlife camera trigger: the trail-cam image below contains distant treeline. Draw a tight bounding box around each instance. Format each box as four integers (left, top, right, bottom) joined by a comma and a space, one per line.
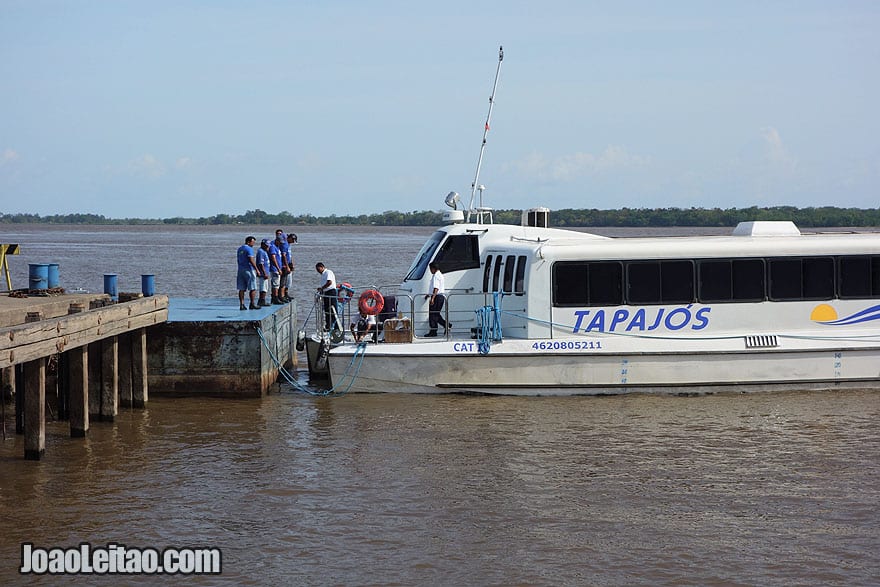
2, 206, 879, 227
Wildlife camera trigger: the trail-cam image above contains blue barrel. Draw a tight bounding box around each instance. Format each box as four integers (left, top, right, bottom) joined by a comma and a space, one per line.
47, 263, 60, 288
141, 274, 155, 296
28, 263, 49, 290
103, 273, 118, 301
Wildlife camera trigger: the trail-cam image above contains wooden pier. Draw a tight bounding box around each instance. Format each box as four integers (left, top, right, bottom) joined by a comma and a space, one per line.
0, 293, 169, 460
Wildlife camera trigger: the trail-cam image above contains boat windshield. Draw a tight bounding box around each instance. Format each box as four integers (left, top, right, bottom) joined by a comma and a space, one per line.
404, 230, 445, 281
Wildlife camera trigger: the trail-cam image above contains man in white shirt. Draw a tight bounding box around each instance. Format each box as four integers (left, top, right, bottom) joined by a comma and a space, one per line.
351, 311, 377, 343
315, 262, 339, 330
425, 262, 450, 337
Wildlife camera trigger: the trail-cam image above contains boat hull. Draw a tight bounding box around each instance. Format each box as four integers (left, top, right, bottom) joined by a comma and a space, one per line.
327, 339, 880, 395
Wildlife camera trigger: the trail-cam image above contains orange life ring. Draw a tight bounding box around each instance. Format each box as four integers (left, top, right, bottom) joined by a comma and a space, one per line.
358, 289, 384, 316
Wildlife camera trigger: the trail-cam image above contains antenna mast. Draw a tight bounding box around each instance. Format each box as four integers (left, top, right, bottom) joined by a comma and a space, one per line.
466, 46, 503, 224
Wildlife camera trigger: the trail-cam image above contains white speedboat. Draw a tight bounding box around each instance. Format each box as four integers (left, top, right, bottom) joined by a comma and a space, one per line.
323, 213, 880, 395
314, 47, 880, 395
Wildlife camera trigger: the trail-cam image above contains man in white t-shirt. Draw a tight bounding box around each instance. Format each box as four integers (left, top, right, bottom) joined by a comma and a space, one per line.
425, 262, 450, 337
315, 262, 339, 330
351, 312, 377, 343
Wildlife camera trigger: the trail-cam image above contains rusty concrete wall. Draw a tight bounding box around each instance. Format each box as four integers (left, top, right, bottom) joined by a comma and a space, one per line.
147, 299, 297, 397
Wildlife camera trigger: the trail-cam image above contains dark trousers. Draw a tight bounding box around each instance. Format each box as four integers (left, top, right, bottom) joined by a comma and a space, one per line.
428, 294, 447, 332
322, 288, 338, 330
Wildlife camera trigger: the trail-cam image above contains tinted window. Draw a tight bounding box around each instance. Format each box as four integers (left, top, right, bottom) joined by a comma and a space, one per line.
839, 256, 880, 298
405, 231, 444, 281
503, 255, 516, 292
769, 258, 802, 300
627, 262, 661, 304
434, 234, 480, 273
514, 256, 527, 295
553, 262, 623, 306
482, 255, 494, 293
770, 257, 833, 300
553, 263, 588, 306
588, 262, 623, 305
803, 257, 834, 299
732, 259, 765, 301
492, 257, 503, 292
661, 260, 695, 303
699, 259, 765, 302
698, 260, 732, 301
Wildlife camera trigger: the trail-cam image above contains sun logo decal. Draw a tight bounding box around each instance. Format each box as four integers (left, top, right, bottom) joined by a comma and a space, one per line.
811, 303, 880, 325
810, 304, 838, 322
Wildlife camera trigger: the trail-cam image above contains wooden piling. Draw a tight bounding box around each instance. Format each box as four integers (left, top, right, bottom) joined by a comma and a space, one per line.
118, 333, 132, 408
57, 353, 70, 421
100, 336, 118, 422
68, 345, 89, 438
14, 364, 23, 434
131, 328, 148, 408
23, 357, 45, 460
88, 342, 101, 417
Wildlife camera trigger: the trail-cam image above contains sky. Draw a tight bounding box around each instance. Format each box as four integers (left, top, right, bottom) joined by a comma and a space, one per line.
1, 1, 879, 218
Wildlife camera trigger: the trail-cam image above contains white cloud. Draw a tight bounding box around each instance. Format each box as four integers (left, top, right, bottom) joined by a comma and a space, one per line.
760, 127, 797, 173
128, 154, 166, 179
175, 157, 192, 169
507, 146, 650, 182
1, 148, 20, 165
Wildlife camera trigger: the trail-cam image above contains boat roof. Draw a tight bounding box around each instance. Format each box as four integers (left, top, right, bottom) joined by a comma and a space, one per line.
443, 221, 880, 260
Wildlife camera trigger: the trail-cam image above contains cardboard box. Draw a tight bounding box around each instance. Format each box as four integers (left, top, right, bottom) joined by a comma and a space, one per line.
383, 317, 412, 343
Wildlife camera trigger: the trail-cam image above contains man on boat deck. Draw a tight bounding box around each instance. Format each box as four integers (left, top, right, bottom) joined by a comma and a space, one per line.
425, 262, 450, 337
236, 236, 259, 310
351, 311, 377, 343
316, 262, 339, 331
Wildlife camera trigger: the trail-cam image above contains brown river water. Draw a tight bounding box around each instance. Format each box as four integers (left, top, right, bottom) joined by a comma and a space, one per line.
1, 224, 879, 585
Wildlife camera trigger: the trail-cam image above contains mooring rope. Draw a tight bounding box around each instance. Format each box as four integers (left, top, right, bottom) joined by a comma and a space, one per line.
475, 291, 504, 354
254, 326, 368, 397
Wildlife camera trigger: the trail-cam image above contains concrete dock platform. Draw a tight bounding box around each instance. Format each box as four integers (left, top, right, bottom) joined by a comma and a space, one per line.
147, 297, 298, 397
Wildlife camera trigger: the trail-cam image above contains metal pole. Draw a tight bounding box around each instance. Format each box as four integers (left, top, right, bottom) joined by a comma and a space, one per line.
467, 46, 504, 223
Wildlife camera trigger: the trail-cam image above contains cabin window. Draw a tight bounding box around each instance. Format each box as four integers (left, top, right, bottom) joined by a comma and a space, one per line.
627, 260, 694, 304
514, 255, 527, 295
492, 257, 503, 292
698, 259, 765, 302
839, 256, 880, 298
589, 262, 623, 305
405, 231, 444, 281
482, 255, 494, 293
552, 261, 623, 306
433, 234, 480, 273
769, 257, 834, 300
503, 255, 516, 292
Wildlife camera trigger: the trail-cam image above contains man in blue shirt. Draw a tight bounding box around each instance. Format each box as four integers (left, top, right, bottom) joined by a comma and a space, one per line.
256, 239, 271, 307
275, 230, 291, 303
267, 237, 283, 304
237, 236, 259, 310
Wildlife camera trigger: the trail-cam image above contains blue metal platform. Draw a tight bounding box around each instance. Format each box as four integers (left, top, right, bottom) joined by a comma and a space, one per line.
167, 297, 290, 322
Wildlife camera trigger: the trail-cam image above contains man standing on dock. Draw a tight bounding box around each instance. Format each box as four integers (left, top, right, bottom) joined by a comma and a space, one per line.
256, 239, 271, 307
274, 230, 291, 303
237, 236, 259, 310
